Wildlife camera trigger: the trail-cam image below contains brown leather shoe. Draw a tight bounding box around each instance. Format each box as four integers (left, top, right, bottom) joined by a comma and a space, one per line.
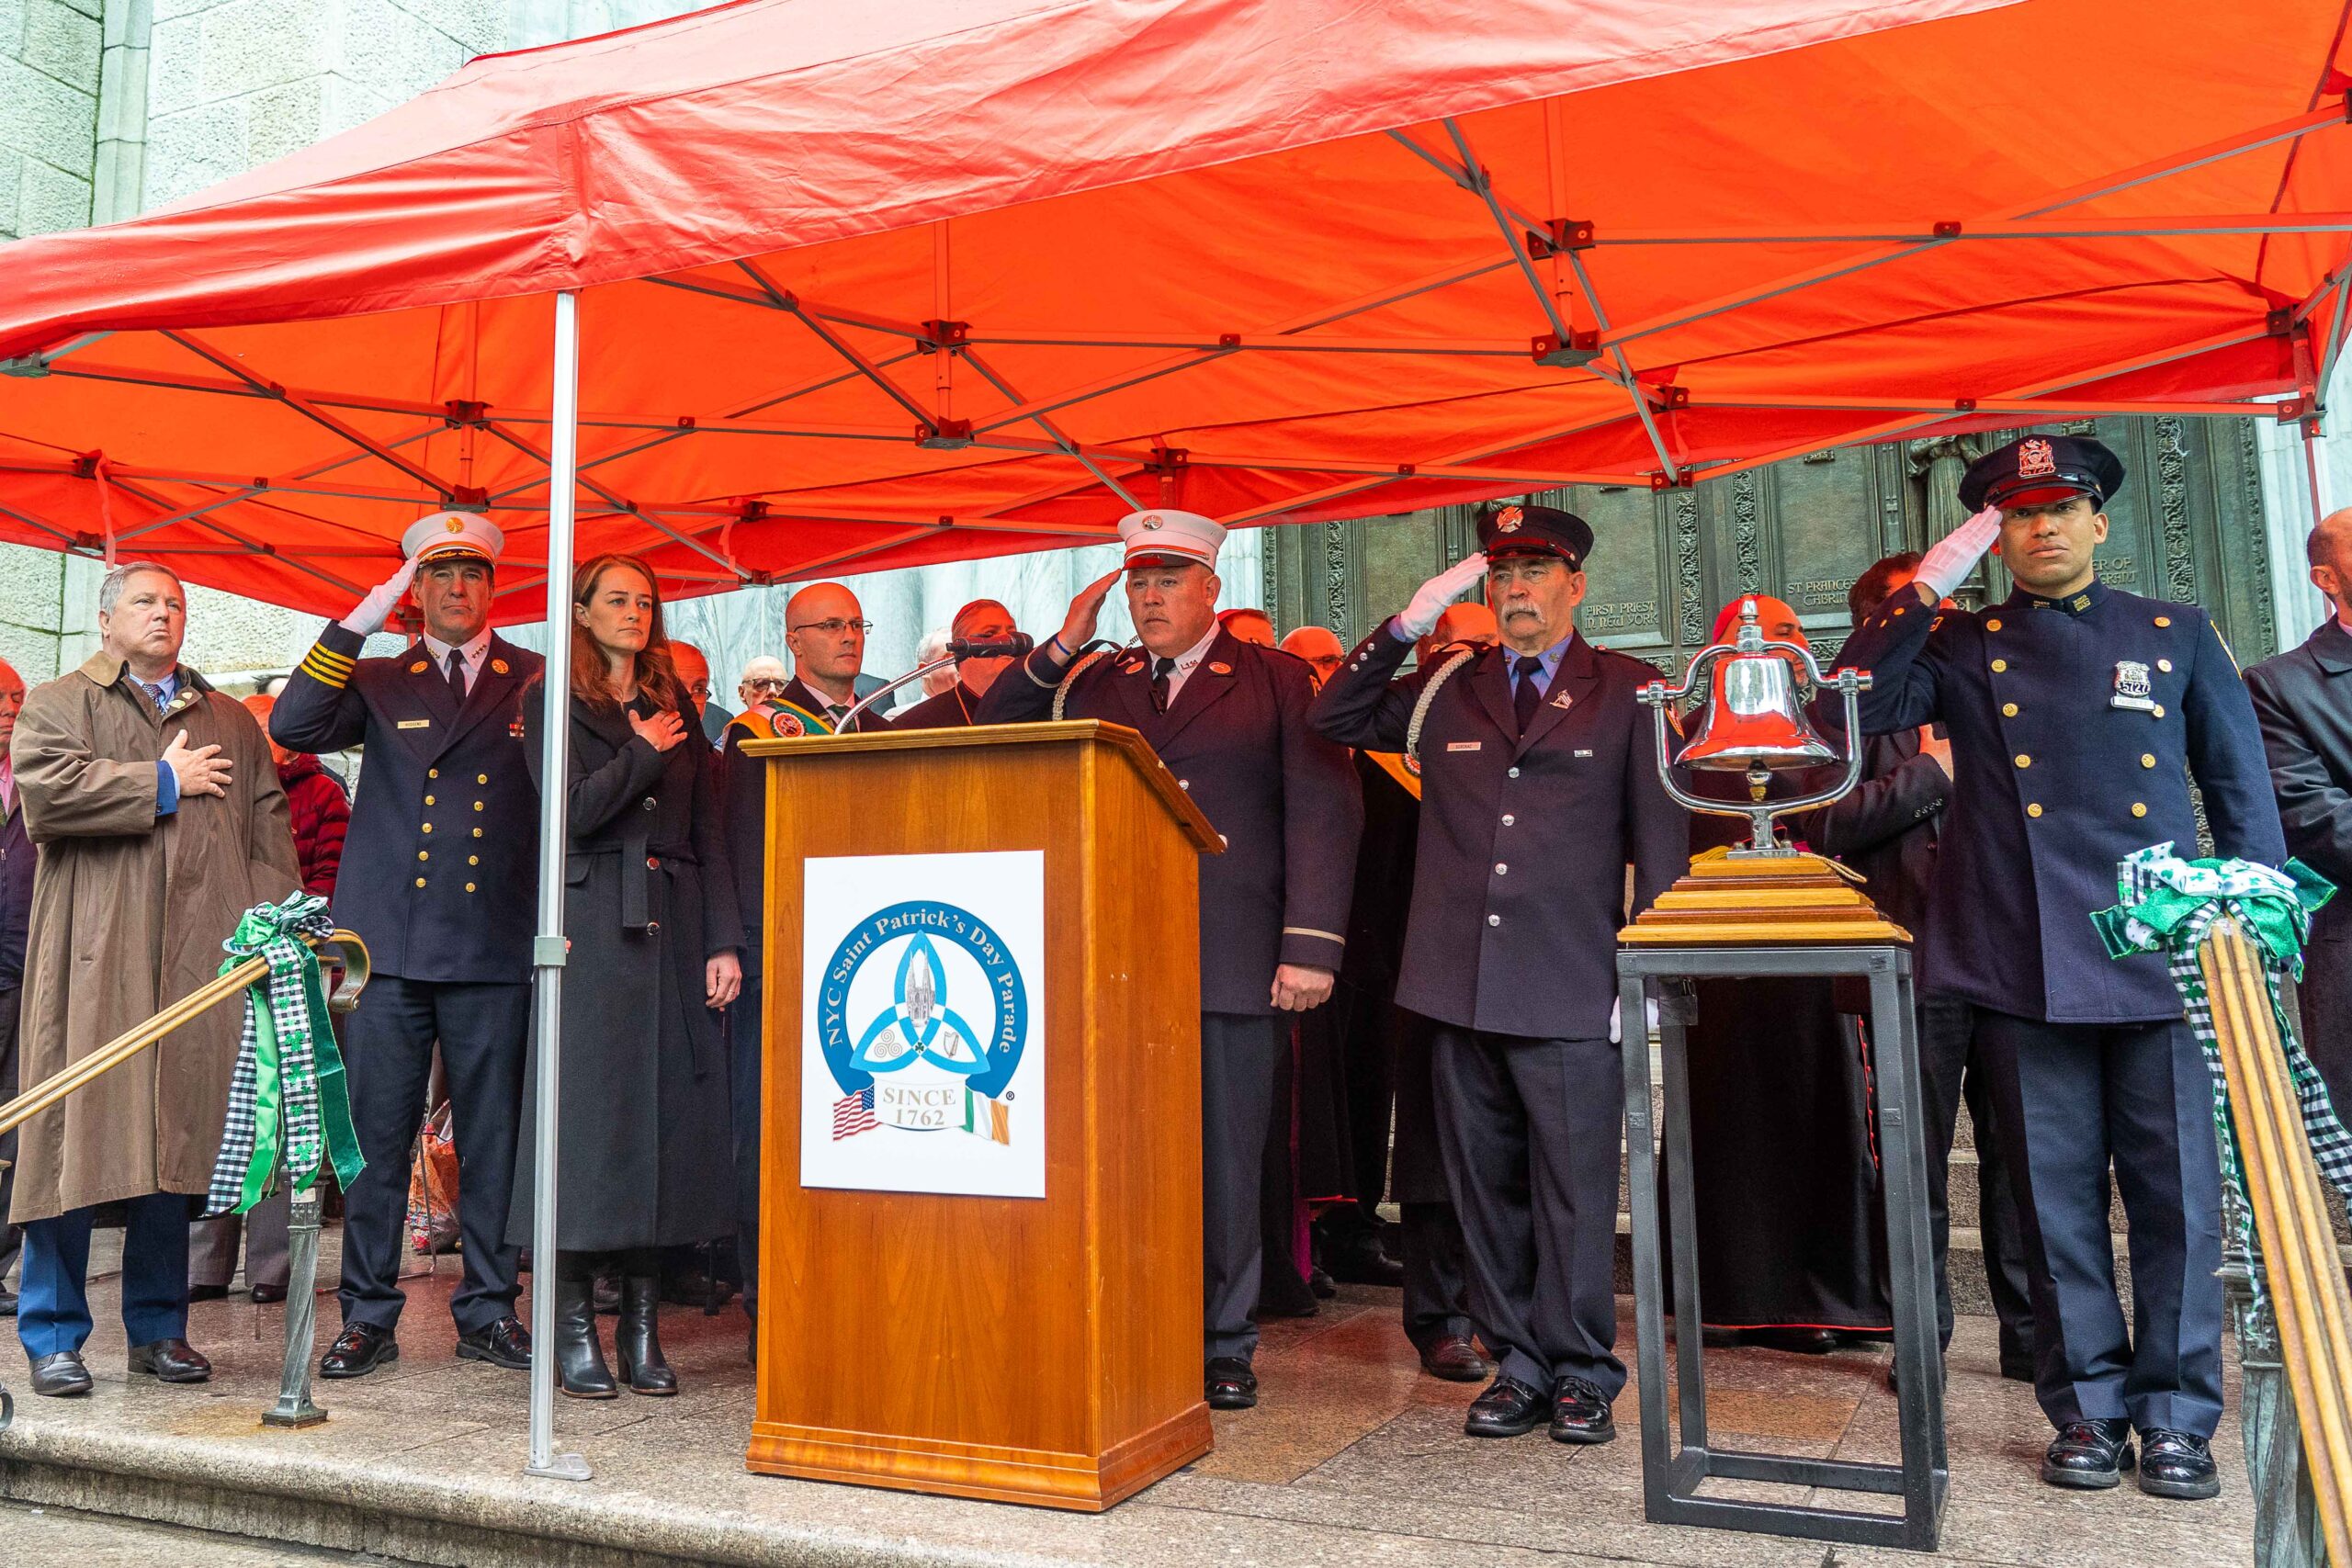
1417, 1333, 1493, 1382
128, 1337, 212, 1383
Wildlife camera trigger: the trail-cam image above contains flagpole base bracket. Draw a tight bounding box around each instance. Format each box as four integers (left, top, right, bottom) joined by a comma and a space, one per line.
527, 1453, 593, 1482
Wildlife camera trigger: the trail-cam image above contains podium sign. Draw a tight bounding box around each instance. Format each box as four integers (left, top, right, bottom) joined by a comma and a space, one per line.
799, 850, 1047, 1199
742, 721, 1221, 1510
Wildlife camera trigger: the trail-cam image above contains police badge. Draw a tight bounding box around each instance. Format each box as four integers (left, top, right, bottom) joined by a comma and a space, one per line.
2110, 659, 2157, 713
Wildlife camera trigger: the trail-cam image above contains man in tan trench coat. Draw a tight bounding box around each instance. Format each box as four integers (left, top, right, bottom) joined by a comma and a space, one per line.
8, 561, 297, 1397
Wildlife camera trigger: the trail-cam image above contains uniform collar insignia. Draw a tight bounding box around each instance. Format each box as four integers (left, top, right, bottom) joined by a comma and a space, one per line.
2016, 578, 2107, 616
490, 658, 510, 675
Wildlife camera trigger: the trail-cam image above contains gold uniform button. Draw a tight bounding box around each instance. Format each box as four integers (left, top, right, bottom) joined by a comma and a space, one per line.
1986, 618, 2002, 632
428, 769, 439, 779
477, 773, 488, 784
422, 822, 433, 834
414, 876, 427, 887
466, 882, 477, 893
417, 851, 428, 862
473, 801, 484, 812
2157, 659, 2173, 672
2152, 704, 2165, 718
2014, 753, 2031, 769
469, 855, 479, 865
1892, 605, 1905, 616
2132, 803, 2148, 818
2027, 804, 2043, 818
2142, 753, 2156, 769
2002, 703, 2018, 717
1991, 659, 2008, 672
472, 828, 483, 838
424, 795, 435, 806
2154, 615, 2172, 627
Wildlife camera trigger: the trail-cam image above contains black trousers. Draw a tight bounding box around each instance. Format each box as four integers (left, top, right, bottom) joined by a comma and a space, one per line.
1401, 1201, 1472, 1348
729, 972, 765, 1322
337, 975, 530, 1336
1432, 1026, 1623, 1397
1914, 993, 2034, 1359
1204, 1010, 1284, 1363
1974, 1010, 2225, 1438
0, 988, 18, 1287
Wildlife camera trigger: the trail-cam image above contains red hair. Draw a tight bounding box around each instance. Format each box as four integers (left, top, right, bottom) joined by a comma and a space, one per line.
569, 554, 684, 714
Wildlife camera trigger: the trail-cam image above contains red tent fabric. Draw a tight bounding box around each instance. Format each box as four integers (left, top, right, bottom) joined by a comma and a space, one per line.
0, 0, 2346, 620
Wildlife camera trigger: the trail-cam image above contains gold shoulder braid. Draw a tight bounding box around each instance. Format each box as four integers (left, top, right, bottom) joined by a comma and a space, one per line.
1051, 647, 1122, 721
1404, 647, 1479, 776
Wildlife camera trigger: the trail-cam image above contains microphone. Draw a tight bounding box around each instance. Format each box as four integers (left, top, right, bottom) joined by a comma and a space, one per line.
946, 634, 1035, 660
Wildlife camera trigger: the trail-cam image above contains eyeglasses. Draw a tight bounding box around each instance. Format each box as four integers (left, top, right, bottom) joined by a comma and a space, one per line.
789, 618, 872, 636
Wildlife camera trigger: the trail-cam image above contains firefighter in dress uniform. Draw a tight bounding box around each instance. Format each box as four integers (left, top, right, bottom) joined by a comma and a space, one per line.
271, 512, 542, 1379
977, 508, 1363, 1412
1311, 504, 1685, 1444
1838, 434, 2284, 1500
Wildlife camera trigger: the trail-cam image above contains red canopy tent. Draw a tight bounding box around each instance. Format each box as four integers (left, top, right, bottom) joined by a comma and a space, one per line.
3, 0, 2348, 1482
2, 0, 2347, 622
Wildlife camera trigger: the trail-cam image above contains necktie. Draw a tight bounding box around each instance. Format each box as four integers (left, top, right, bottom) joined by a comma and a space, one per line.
1150, 656, 1177, 714
1512, 655, 1544, 733
143, 682, 169, 714
444, 648, 468, 706
826, 705, 848, 731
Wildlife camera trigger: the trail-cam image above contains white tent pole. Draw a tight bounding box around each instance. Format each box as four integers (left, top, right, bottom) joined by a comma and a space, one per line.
526, 288, 589, 1482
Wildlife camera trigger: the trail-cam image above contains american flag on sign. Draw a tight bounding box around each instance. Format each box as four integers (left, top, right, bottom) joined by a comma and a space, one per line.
831, 1086, 877, 1140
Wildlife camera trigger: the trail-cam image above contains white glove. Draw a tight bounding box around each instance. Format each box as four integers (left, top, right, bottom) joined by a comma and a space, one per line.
1396, 552, 1488, 639
341, 558, 418, 636
1608, 995, 1661, 1045
1913, 505, 2003, 603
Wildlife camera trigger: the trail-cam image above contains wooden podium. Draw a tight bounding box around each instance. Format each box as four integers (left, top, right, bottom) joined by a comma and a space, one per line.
738, 720, 1221, 1510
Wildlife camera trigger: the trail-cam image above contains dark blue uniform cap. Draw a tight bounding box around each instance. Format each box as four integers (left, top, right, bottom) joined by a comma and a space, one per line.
1958, 434, 2127, 513
1477, 502, 1594, 568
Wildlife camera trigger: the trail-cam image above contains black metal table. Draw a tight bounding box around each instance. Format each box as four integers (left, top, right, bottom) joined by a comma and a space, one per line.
1616, 942, 1947, 1551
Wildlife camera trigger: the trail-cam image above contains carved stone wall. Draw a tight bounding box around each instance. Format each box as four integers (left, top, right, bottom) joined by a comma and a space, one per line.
1266, 417, 2282, 675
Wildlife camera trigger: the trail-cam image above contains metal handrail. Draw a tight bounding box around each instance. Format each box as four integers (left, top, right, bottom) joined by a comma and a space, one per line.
0, 927, 369, 1436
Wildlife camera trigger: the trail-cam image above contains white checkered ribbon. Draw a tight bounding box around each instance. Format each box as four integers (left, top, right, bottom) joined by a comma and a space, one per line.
2092, 843, 2349, 1314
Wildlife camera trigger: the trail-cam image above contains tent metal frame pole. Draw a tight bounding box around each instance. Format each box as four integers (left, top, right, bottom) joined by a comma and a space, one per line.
526, 288, 589, 1483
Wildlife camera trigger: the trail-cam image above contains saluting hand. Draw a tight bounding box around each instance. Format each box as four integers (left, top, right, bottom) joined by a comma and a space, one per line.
1912, 504, 2003, 604
706, 951, 742, 1010
343, 558, 419, 637
1054, 569, 1125, 659
1397, 552, 1488, 638
1271, 963, 1336, 1012
163, 729, 232, 798
628, 707, 688, 753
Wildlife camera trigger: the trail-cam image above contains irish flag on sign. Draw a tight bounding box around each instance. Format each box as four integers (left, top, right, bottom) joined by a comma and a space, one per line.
961, 1089, 1010, 1145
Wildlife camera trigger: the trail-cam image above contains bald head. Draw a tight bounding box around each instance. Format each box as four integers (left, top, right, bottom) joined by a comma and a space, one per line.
671, 640, 713, 713
2308, 509, 2352, 622
1418, 601, 1499, 664
785, 581, 866, 704
739, 654, 788, 710
1280, 626, 1344, 688
0, 656, 26, 754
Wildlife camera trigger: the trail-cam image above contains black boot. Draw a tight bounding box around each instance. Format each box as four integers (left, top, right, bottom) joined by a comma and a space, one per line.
616, 1275, 677, 1396
553, 1258, 617, 1400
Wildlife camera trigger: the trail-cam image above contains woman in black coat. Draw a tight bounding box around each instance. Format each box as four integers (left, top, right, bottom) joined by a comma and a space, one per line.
510, 553, 743, 1398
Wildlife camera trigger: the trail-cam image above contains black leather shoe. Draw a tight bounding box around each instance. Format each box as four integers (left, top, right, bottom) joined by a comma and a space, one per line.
1464, 1376, 1551, 1438
1308, 1266, 1338, 1300
1418, 1333, 1492, 1382
187, 1283, 230, 1303
1549, 1375, 1616, 1445
28, 1350, 91, 1397
616, 1277, 677, 1396
319, 1321, 399, 1379
1205, 1357, 1258, 1410
1324, 1233, 1406, 1287
2041, 1417, 2135, 1489
1999, 1355, 2037, 1383
0, 1283, 17, 1317
128, 1337, 211, 1383
250, 1283, 287, 1304
2138, 1429, 2221, 1499
456, 1314, 533, 1371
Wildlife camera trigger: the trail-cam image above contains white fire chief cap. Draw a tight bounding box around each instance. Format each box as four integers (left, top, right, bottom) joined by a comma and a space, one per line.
1118, 508, 1225, 570
401, 511, 504, 567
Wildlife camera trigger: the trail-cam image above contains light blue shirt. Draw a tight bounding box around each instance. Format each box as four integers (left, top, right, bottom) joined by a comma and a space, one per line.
1508, 633, 1575, 703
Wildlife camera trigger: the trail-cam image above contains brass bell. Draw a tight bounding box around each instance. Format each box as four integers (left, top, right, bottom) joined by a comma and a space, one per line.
1674, 597, 1838, 773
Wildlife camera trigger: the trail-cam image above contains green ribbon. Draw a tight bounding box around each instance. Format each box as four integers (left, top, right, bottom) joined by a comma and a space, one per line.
202, 894, 366, 1217
2092, 843, 2348, 1320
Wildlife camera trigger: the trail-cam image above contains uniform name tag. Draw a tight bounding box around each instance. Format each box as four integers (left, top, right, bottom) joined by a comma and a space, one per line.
1575, 749, 1594, 758
2110, 660, 2157, 713
397, 718, 432, 729
1446, 741, 1481, 752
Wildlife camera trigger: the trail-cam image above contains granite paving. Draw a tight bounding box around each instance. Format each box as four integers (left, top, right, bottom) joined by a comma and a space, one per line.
0, 1226, 2259, 1566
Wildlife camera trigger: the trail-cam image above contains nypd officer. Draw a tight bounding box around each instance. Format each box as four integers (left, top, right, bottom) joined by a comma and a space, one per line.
272, 513, 542, 1379
1312, 504, 1683, 1445
1840, 434, 2282, 1500
978, 509, 1363, 1412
